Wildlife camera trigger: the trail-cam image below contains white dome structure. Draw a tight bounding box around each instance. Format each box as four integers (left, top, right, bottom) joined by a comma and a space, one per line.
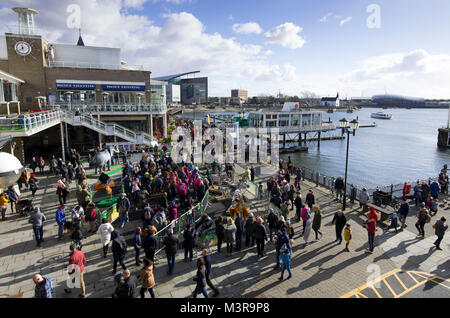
0, 152, 24, 189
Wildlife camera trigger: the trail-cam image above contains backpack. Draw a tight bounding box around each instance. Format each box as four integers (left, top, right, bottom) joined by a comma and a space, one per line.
425, 212, 431, 223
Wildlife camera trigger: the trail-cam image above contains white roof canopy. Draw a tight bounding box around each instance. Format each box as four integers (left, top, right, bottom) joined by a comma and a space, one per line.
0, 70, 25, 84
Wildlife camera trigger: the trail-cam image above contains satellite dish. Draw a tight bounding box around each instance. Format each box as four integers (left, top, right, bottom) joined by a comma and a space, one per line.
0, 152, 25, 190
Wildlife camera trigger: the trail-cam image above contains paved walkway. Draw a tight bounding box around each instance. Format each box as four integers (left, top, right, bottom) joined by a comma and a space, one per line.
0, 166, 448, 298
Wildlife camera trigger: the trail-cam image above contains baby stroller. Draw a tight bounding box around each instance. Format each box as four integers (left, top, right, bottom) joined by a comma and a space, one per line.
17, 199, 34, 216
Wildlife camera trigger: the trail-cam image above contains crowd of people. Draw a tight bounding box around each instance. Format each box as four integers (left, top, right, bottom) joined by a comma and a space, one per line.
3, 146, 449, 298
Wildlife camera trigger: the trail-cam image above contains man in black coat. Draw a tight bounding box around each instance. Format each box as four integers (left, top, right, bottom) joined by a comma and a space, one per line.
164, 229, 179, 275
215, 216, 225, 253
398, 198, 410, 230
183, 224, 195, 262
113, 270, 138, 298
234, 212, 244, 251
202, 249, 220, 297
143, 229, 157, 262
253, 218, 268, 257
111, 230, 127, 275
306, 190, 315, 209
294, 193, 302, 222
267, 209, 278, 242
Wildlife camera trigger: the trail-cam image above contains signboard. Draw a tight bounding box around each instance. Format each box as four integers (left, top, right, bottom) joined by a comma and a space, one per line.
56, 83, 96, 90
101, 84, 146, 92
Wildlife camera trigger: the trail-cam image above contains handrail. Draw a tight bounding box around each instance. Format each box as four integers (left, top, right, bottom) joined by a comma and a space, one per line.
48, 103, 167, 114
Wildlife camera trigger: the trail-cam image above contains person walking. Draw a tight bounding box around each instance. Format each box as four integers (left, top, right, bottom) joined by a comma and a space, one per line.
134, 227, 142, 266
113, 270, 138, 298
215, 216, 225, 254
432, 217, 448, 250
300, 205, 311, 236
143, 226, 157, 262
164, 229, 179, 275
56, 177, 69, 205
365, 206, 378, 254
334, 177, 345, 202
303, 213, 312, 246
312, 205, 323, 241
64, 243, 86, 298
85, 202, 97, 233
245, 213, 256, 247
344, 224, 352, 252
305, 190, 315, 209
234, 212, 244, 251
71, 223, 83, 250
398, 198, 410, 230
111, 230, 128, 275
183, 223, 195, 262
332, 210, 347, 244
33, 274, 53, 298
254, 217, 268, 257
55, 205, 66, 240
138, 258, 156, 298
29, 207, 46, 247
274, 226, 291, 270
97, 218, 114, 258
415, 203, 429, 239
278, 244, 292, 281
29, 174, 38, 198
202, 249, 220, 297
71, 205, 84, 227
7, 185, 19, 215
193, 258, 209, 298
294, 193, 302, 222
117, 193, 131, 229
224, 217, 237, 257
359, 188, 370, 213
267, 208, 279, 242
0, 192, 8, 221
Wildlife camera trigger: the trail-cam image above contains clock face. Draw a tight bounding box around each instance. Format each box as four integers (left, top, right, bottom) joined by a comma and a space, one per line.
14, 41, 32, 56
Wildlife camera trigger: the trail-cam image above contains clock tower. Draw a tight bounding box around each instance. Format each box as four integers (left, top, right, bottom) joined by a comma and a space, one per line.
3, 8, 50, 111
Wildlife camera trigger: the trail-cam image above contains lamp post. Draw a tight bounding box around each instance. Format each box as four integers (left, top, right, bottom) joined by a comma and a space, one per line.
339, 118, 359, 210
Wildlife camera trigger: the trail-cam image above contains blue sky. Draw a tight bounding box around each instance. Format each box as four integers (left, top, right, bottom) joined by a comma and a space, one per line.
1, 0, 449, 98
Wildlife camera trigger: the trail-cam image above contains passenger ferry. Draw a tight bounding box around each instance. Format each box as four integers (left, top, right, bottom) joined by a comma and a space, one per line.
371, 112, 392, 120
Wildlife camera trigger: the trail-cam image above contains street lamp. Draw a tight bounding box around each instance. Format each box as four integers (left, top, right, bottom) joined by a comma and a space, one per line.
340, 118, 359, 210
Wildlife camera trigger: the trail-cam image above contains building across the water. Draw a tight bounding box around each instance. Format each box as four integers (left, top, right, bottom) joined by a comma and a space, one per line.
320, 93, 340, 107
231, 89, 248, 105
372, 94, 425, 108
0, 6, 168, 160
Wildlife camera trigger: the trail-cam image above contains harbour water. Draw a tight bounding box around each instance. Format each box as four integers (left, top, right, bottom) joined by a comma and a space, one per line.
180, 107, 450, 188
281, 108, 450, 188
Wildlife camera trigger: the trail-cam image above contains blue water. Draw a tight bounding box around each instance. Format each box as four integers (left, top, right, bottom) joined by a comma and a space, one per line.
180, 108, 450, 188
280, 108, 450, 188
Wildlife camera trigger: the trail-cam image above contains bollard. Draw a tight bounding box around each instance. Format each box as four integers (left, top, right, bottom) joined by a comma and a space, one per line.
316, 172, 320, 187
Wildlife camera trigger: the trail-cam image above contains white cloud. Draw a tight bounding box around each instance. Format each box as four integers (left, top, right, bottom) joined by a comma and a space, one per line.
265, 50, 274, 56
232, 22, 263, 35
341, 49, 450, 98
340, 16, 352, 26
0, 0, 301, 95
228, 14, 233, 21
264, 22, 306, 49
124, 0, 148, 9
319, 12, 333, 23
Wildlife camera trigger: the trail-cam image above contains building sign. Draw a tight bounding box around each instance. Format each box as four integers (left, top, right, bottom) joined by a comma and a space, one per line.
56, 83, 96, 90
101, 84, 146, 92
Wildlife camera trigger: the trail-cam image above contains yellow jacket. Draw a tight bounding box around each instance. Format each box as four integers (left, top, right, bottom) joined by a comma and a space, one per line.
0, 196, 8, 207
344, 228, 352, 242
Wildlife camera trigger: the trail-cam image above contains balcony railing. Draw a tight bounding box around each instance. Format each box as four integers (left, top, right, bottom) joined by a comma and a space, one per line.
48, 61, 144, 71
47, 103, 167, 114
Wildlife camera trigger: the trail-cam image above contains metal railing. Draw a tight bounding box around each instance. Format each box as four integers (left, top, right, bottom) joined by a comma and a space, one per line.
48, 61, 145, 71
0, 110, 61, 134
49, 103, 167, 114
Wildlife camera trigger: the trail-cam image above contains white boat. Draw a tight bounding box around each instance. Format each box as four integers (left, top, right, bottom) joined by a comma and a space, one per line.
371, 112, 392, 119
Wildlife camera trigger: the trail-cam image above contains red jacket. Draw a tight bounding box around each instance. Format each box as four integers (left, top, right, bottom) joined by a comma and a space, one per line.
367, 206, 378, 234
69, 249, 86, 272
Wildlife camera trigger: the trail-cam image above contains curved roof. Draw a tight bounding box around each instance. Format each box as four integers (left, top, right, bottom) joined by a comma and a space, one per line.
153, 71, 200, 81
372, 94, 424, 101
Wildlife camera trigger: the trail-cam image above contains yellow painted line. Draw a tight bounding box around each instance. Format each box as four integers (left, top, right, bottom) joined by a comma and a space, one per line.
393, 273, 408, 291
354, 293, 360, 298
371, 286, 382, 298
427, 278, 450, 290
406, 271, 420, 284
395, 278, 429, 298
382, 278, 397, 297
357, 292, 368, 298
